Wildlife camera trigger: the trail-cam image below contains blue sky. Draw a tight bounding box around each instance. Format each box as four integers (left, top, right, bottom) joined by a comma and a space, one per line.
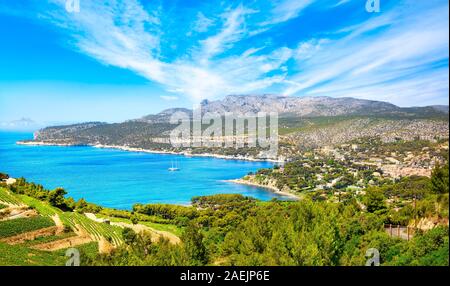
0, 0, 448, 125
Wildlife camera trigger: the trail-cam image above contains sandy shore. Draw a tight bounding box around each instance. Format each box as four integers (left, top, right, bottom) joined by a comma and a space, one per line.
227, 178, 299, 200
17, 141, 283, 163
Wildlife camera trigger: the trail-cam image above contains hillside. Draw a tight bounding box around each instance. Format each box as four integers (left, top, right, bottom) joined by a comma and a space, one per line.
2, 169, 448, 266
19, 95, 449, 160
0, 184, 181, 266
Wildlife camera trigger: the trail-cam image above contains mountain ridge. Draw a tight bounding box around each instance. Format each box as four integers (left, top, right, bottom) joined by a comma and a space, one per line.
138, 95, 448, 121
19, 95, 449, 159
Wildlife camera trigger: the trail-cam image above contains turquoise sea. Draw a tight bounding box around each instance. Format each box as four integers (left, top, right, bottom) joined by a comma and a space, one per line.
0, 132, 285, 209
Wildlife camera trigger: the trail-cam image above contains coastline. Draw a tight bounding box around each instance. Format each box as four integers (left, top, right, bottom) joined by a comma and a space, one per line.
17, 141, 80, 147
16, 140, 294, 201
17, 141, 283, 163
226, 178, 299, 200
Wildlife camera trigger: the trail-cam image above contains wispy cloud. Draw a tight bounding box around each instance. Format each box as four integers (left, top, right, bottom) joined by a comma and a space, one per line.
262, 0, 314, 25
282, 1, 449, 106
333, 0, 351, 8
190, 12, 215, 34
2, 0, 448, 106
198, 5, 255, 62
160, 95, 179, 101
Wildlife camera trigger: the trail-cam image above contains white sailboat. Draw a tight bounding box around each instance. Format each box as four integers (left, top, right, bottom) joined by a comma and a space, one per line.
168, 160, 180, 171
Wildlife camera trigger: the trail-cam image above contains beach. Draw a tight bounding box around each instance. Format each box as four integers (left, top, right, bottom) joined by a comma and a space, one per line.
227, 178, 299, 200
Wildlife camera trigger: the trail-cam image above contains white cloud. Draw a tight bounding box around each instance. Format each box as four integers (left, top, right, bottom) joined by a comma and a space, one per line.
198, 5, 255, 61
41, 2, 297, 102
294, 39, 329, 60
15, 0, 448, 107
333, 0, 351, 8
282, 1, 449, 106
160, 95, 179, 101
262, 0, 314, 25
191, 12, 214, 33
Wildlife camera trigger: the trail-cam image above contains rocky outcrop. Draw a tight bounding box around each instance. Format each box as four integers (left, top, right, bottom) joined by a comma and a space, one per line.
200, 95, 402, 117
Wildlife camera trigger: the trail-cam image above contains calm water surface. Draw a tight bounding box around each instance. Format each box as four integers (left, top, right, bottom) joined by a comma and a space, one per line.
0, 132, 285, 209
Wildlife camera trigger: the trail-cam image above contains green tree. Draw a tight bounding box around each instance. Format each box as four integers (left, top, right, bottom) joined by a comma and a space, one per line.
130, 213, 139, 225
75, 198, 88, 211
122, 227, 138, 245
335, 174, 355, 190
182, 223, 208, 265
48, 187, 68, 209
430, 163, 449, 194
364, 188, 387, 214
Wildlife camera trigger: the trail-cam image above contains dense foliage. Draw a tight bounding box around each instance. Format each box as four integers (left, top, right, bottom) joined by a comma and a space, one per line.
7, 178, 102, 213
87, 195, 448, 266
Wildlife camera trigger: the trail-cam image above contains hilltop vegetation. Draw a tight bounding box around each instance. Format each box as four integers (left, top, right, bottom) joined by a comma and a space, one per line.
89, 189, 448, 266
0, 156, 448, 266
86, 161, 449, 266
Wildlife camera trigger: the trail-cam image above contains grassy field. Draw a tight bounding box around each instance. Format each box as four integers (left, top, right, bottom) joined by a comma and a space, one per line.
12, 193, 124, 245
96, 213, 184, 236
140, 221, 184, 237
0, 189, 125, 265
60, 212, 123, 246
0, 241, 99, 266
0, 241, 67, 266
1, 190, 122, 243
0, 216, 55, 238
17, 195, 62, 217
2, 188, 177, 246
67, 241, 99, 261
22, 232, 77, 247
0, 187, 22, 205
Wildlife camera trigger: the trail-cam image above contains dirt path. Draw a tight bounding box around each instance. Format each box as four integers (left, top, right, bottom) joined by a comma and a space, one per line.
30, 223, 95, 252
32, 235, 92, 251
113, 221, 181, 244
0, 207, 38, 221
84, 213, 181, 245
51, 214, 65, 234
